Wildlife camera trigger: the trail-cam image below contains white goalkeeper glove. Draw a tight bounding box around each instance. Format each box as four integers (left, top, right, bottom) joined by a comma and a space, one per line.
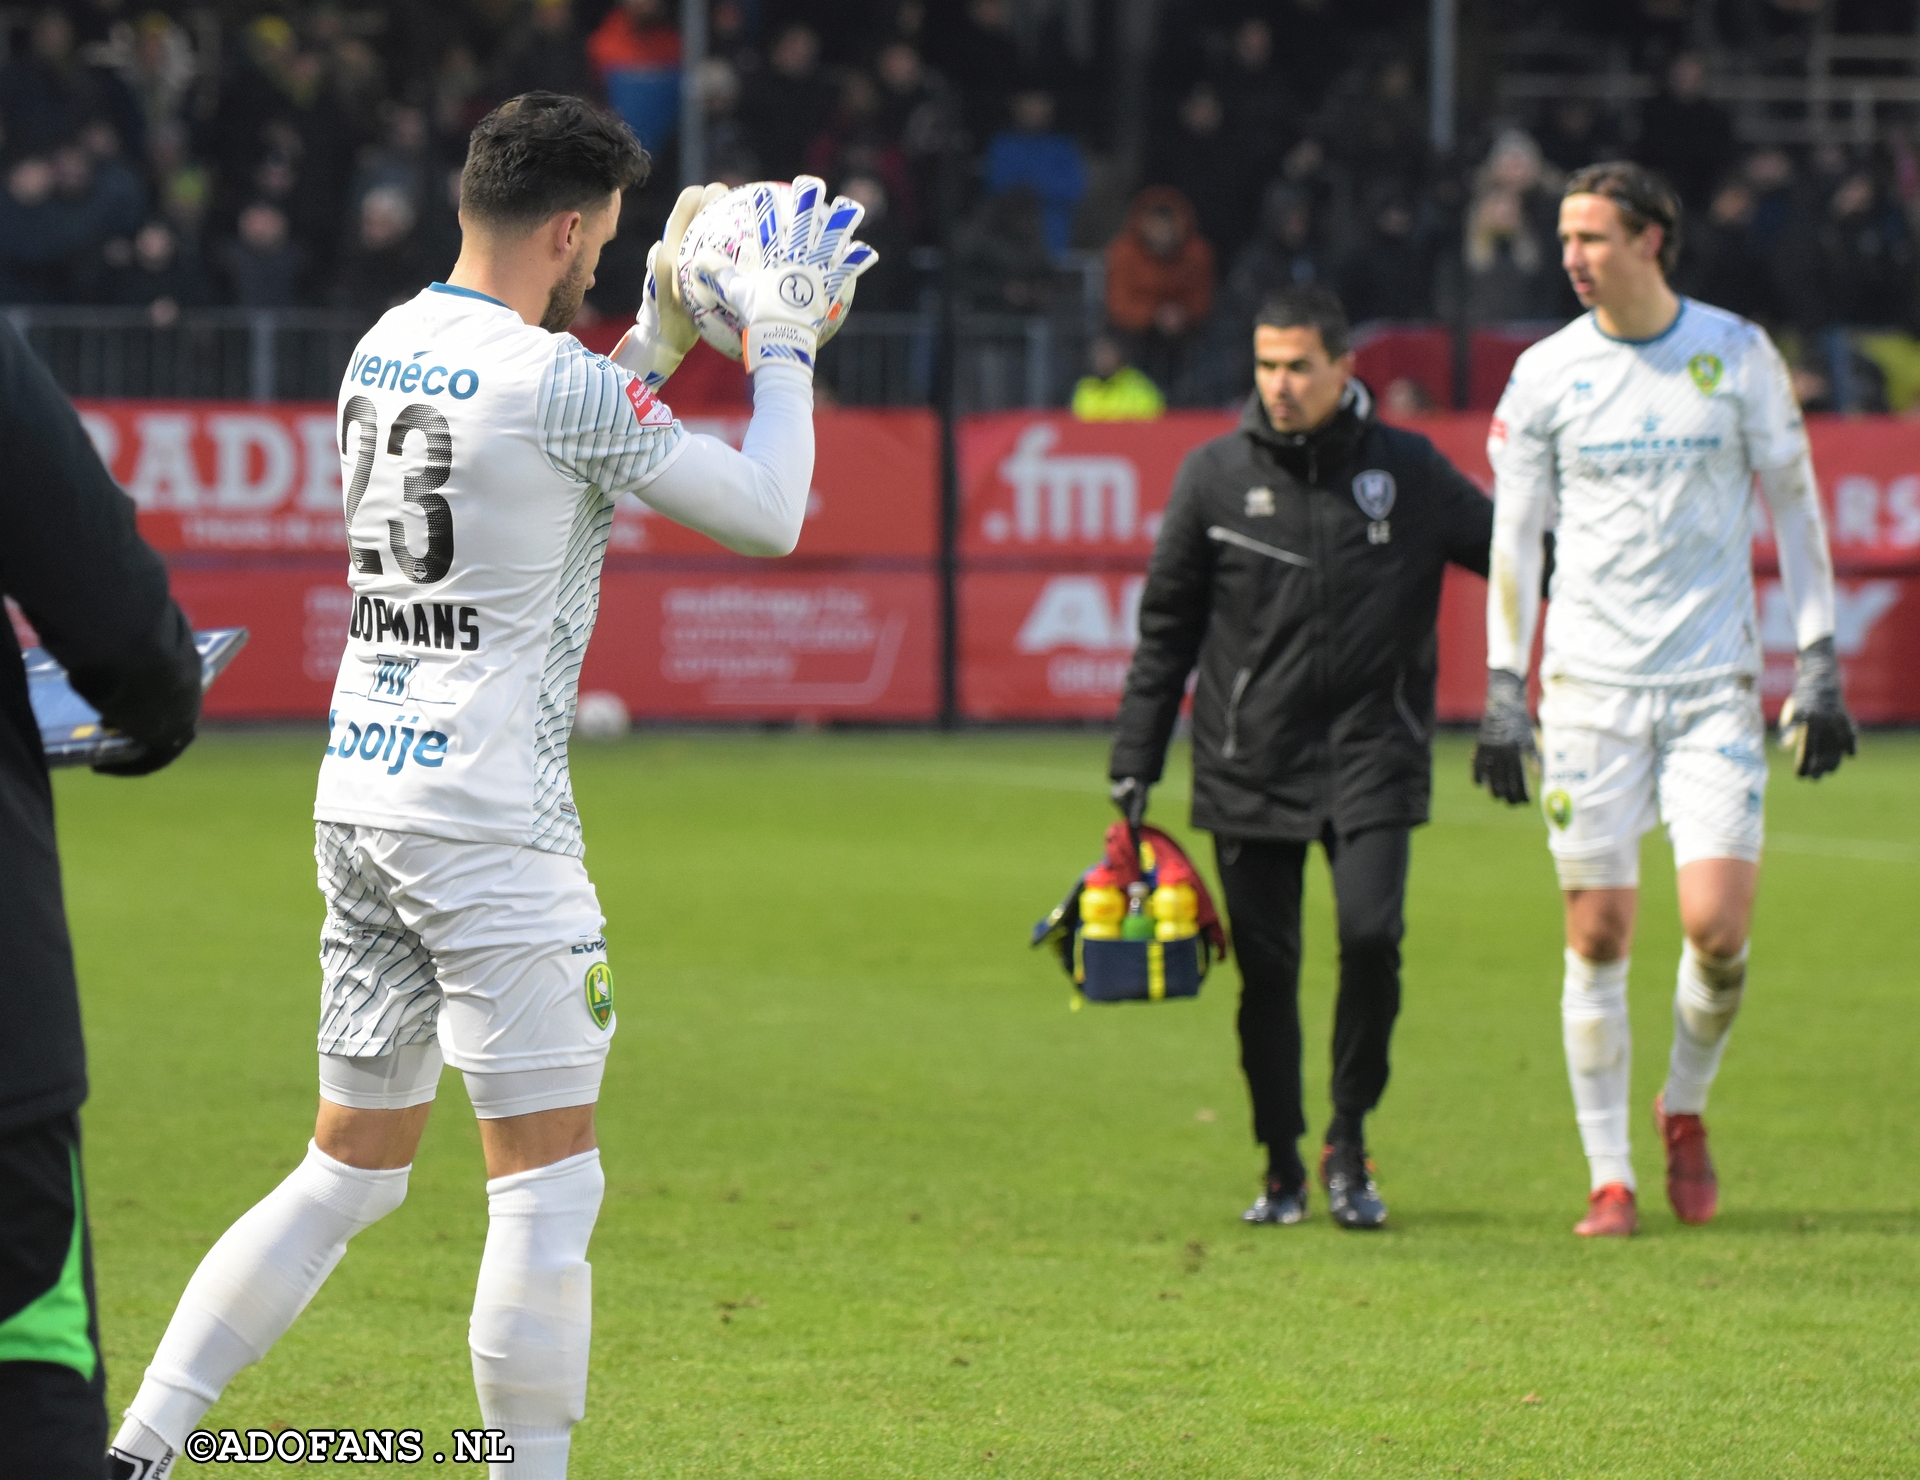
610, 181, 726, 390
690, 174, 878, 374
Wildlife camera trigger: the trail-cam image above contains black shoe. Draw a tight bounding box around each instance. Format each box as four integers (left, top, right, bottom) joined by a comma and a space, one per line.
1242, 1180, 1309, 1224
108, 1449, 175, 1480
1320, 1144, 1387, 1230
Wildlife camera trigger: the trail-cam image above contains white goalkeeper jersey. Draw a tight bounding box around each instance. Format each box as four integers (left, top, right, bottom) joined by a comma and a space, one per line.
313, 282, 686, 857
1487, 298, 1809, 685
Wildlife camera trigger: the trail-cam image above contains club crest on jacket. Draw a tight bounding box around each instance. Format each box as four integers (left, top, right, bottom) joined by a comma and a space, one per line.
1352, 470, 1396, 521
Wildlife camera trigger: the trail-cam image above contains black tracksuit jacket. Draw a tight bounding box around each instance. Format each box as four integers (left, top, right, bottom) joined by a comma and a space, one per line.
1110, 383, 1493, 840
0, 320, 201, 1131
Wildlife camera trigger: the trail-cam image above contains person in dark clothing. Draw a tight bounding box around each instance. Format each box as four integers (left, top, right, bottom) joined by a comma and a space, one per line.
1109, 285, 1492, 1230
952, 186, 1057, 313
0, 10, 110, 157
1148, 82, 1256, 271
1675, 179, 1778, 324
1635, 54, 1738, 214
1337, 185, 1440, 323
1179, 182, 1328, 404
96, 218, 218, 318
491, 0, 597, 103
0, 317, 202, 1478
220, 202, 309, 308
742, 23, 836, 182
330, 184, 431, 315
1211, 15, 1305, 183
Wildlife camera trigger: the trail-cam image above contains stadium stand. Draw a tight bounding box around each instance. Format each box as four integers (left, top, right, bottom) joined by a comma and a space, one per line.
4, 0, 1920, 411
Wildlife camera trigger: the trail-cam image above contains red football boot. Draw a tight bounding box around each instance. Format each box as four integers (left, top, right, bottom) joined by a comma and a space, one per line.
1655, 1093, 1719, 1224
1573, 1182, 1639, 1237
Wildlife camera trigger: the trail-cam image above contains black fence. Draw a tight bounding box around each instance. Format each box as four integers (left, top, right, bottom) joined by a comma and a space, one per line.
3, 301, 1100, 412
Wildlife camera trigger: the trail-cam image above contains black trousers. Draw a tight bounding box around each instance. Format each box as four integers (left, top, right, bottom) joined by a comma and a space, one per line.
1214, 826, 1410, 1164
0, 1111, 107, 1480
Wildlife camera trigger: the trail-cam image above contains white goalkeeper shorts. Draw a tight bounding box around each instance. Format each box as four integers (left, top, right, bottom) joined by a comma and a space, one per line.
313, 821, 616, 1117
1536, 675, 1768, 891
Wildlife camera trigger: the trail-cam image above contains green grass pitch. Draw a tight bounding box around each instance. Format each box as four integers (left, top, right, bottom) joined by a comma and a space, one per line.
59, 729, 1920, 1477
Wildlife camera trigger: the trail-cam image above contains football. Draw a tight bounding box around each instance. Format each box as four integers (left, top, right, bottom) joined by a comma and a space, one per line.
675, 180, 858, 361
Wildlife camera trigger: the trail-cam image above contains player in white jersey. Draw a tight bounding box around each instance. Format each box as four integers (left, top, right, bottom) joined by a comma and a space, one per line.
108, 94, 874, 1479
1471, 162, 1855, 1238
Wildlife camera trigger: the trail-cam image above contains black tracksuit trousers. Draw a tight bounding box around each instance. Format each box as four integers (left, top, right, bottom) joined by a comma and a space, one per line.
0, 1111, 106, 1480
1214, 825, 1409, 1182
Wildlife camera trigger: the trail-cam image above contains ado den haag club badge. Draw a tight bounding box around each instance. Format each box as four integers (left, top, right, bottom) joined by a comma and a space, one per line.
584, 962, 614, 1029
1688, 352, 1723, 395
1353, 469, 1396, 544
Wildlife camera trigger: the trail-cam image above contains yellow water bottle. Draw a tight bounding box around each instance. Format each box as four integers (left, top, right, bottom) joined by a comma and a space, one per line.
1153, 882, 1198, 941
1080, 883, 1125, 940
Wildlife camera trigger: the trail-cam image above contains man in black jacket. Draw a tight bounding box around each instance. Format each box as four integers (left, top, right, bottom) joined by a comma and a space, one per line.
1110, 285, 1491, 1229
0, 318, 201, 1477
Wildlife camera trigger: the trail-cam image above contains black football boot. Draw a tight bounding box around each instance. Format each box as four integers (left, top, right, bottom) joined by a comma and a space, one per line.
1320, 1142, 1387, 1230
1242, 1178, 1310, 1224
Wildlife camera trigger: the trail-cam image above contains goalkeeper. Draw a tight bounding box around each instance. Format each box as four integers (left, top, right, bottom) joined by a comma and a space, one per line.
1474, 161, 1853, 1238
109, 95, 872, 1480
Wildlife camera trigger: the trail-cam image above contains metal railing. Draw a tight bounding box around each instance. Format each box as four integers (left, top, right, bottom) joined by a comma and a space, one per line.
1494, 23, 1920, 147
815, 311, 938, 407
4, 303, 1104, 412
5, 307, 373, 402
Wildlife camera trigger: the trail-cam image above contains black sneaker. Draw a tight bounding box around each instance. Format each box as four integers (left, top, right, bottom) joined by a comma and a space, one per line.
108, 1448, 175, 1480
1320, 1144, 1387, 1230
1242, 1179, 1309, 1224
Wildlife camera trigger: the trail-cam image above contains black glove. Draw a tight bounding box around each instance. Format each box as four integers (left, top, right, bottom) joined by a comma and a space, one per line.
1110, 776, 1150, 828
1780, 635, 1856, 780
1471, 669, 1535, 805
92, 725, 196, 777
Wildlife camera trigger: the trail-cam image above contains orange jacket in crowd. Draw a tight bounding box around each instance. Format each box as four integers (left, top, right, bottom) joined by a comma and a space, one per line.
1103, 187, 1215, 334
587, 4, 683, 78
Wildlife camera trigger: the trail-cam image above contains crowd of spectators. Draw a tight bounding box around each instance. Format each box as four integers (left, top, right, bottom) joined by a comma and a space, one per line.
6, 0, 1920, 409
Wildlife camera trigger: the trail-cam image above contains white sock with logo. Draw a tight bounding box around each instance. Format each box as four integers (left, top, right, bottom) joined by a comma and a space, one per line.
115, 1142, 409, 1451
1562, 950, 1634, 1192
470, 1149, 604, 1480
1664, 941, 1747, 1115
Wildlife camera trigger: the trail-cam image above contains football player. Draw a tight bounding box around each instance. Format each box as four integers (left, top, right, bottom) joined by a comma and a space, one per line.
1472, 161, 1853, 1237
108, 94, 872, 1478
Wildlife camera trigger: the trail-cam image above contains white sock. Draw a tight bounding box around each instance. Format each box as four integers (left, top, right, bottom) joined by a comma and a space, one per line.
470, 1149, 604, 1480
1562, 950, 1634, 1192
118, 1142, 409, 1449
1664, 941, 1747, 1115
105, 1415, 173, 1470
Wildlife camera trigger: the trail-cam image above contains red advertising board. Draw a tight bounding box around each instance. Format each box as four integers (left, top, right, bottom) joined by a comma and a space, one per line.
163, 565, 940, 722
84, 401, 939, 561
957, 410, 1920, 723
958, 411, 1235, 560
583, 569, 940, 720
1396, 413, 1920, 575
959, 569, 1145, 720
166, 564, 348, 719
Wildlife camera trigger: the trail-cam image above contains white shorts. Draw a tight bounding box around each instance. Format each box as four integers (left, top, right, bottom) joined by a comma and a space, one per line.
314, 822, 616, 1117
1537, 675, 1768, 891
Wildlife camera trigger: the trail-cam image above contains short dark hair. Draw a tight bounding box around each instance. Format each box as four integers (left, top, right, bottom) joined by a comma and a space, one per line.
1563, 160, 1682, 275
460, 92, 649, 230
1254, 284, 1351, 360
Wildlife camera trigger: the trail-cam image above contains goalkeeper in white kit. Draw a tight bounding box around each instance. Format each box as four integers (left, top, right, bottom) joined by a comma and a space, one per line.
1472, 162, 1854, 1238
108, 94, 873, 1478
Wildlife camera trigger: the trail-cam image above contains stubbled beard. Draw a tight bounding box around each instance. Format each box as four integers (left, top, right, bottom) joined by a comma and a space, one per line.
540, 250, 592, 332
